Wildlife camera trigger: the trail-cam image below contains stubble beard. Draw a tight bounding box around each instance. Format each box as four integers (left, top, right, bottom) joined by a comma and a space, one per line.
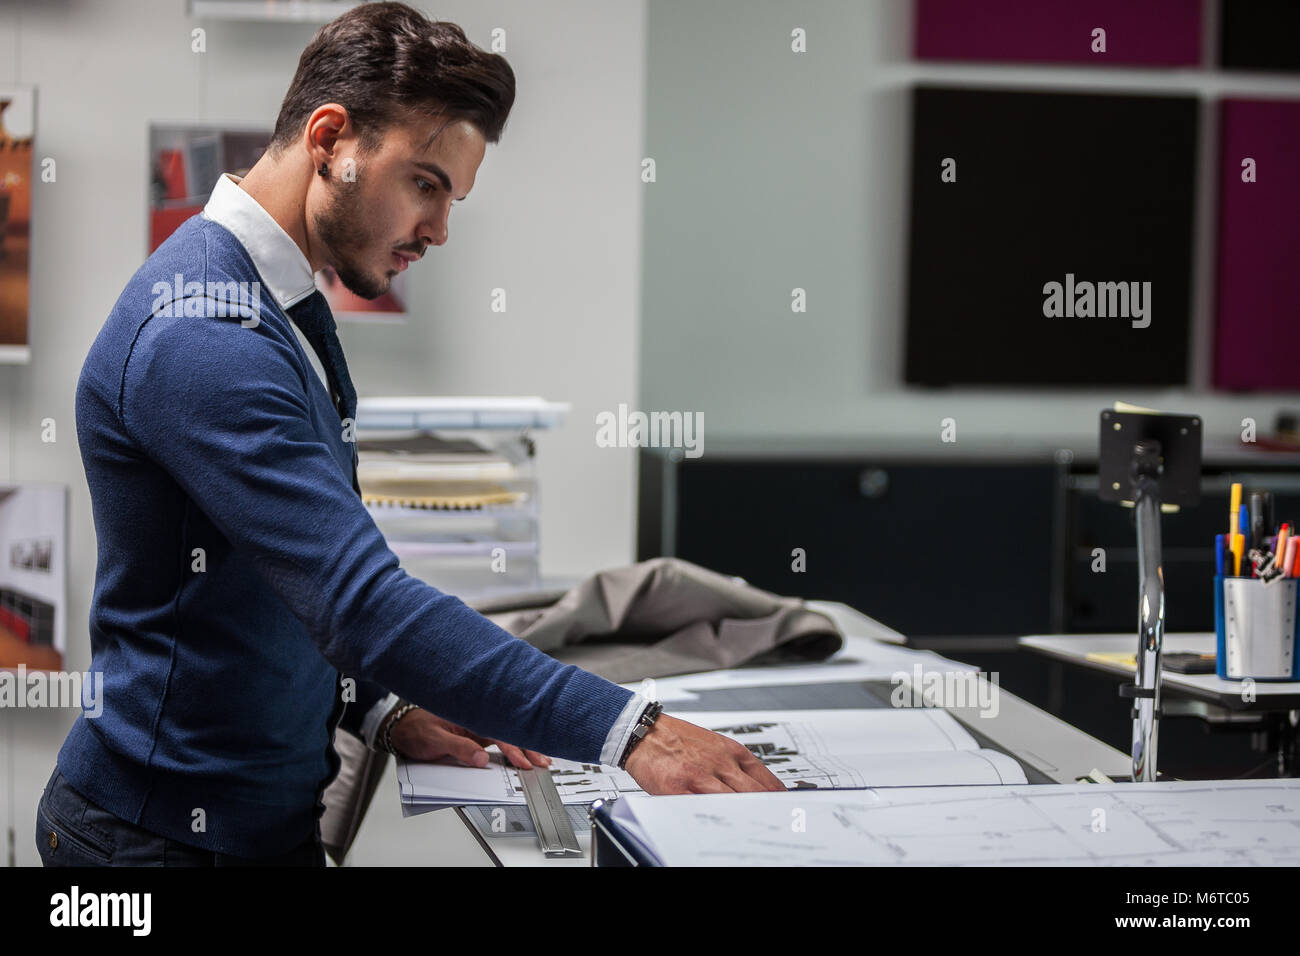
313, 176, 391, 300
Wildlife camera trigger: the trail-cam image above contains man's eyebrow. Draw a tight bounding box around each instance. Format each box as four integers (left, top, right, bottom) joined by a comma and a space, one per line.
413, 161, 467, 201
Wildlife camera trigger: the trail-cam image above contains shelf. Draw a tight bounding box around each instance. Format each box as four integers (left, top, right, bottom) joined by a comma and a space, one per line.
355, 397, 569, 431
189, 1, 359, 22
366, 502, 536, 523
390, 541, 539, 559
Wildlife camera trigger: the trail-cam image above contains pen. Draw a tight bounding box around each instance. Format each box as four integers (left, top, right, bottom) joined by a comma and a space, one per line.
1230, 482, 1243, 538
1231, 533, 1245, 576
1276, 523, 1291, 571
1215, 533, 1225, 576
1285, 536, 1298, 579
1249, 491, 1269, 553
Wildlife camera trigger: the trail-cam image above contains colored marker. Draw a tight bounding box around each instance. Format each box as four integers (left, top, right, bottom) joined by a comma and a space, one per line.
1216, 533, 1226, 576
1230, 482, 1242, 538
1231, 533, 1245, 576
1276, 524, 1292, 571
1249, 492, 1269, 552
1285, 536, 1298, 579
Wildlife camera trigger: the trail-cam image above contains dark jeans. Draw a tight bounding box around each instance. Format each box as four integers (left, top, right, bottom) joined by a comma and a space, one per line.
35, 766, 326, 867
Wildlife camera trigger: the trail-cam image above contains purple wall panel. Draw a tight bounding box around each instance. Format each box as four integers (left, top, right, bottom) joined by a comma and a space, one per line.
915, 0, 1202, 66
1213, 99, 1300, 391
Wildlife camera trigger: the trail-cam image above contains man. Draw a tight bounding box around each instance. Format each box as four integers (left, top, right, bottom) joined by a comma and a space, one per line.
37, 2, 782, 867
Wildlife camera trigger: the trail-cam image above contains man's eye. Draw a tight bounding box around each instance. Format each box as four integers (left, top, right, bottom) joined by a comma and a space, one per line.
415, 178, 435, 194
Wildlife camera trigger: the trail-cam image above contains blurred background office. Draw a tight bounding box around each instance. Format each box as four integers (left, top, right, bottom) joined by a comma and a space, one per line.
1, 0, 1298, 864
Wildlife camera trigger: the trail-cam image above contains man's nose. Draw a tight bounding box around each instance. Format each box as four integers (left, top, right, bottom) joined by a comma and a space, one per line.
421, 206, 449, 247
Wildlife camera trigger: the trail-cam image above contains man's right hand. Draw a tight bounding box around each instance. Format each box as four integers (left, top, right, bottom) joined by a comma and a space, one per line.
622, 713, 787, 794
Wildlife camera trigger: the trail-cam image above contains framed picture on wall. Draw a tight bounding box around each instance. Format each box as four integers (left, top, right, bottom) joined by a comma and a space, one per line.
0, 86, 35, 364
0, 482, 67, 673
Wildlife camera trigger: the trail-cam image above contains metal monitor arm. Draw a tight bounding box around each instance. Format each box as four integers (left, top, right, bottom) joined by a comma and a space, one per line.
1122, 439, 1165, 782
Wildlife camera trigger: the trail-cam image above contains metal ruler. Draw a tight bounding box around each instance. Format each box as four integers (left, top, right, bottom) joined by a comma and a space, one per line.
516, 767, 583, 857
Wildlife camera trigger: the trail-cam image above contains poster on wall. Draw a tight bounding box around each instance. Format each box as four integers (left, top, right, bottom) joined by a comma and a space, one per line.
0, 482, 67, 672
148, 123, 408, 318
0, 87, 35, 364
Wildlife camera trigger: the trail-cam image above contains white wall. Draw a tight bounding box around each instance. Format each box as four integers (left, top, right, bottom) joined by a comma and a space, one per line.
640, 0, 1300, 449
0, 0, 646, 866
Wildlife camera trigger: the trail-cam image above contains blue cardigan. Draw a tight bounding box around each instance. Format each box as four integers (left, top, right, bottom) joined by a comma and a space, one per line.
60, 215, 632, 856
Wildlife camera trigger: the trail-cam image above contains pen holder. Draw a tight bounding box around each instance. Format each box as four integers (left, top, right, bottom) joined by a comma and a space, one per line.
1214, 575, 1300, 681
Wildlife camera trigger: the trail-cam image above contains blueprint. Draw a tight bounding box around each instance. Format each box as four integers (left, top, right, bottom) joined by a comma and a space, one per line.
397, 708, 1026, 815
611, 779, 1300, 866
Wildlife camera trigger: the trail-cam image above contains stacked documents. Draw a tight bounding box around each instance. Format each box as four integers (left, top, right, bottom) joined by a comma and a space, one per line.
397, 708, 1027, 816
358, 432, 526, 510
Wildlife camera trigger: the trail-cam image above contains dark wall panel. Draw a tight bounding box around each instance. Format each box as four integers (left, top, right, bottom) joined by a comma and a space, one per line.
904, 87, 1198, 387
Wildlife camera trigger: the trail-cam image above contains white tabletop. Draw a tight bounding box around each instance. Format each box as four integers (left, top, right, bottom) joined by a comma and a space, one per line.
1019, 633, 1300, 703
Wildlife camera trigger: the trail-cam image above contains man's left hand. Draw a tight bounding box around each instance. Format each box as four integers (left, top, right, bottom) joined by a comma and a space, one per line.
387, 708, 551, 770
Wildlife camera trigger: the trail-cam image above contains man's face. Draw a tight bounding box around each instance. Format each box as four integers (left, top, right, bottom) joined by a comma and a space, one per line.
311, 116, 485, 299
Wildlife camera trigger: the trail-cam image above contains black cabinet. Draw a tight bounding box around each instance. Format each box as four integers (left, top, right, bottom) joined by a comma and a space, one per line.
639, 447, 1063, 638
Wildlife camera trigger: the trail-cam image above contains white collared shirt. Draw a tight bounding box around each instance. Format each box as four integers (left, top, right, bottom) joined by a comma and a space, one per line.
201, 173, 333, 400
199, 174, 650, 765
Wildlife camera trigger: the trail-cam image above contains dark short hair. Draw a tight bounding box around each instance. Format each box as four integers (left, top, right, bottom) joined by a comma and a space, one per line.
269, 2, 515, 155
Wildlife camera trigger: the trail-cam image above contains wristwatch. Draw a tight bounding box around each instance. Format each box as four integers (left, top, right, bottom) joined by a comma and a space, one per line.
617, 700, 663, 770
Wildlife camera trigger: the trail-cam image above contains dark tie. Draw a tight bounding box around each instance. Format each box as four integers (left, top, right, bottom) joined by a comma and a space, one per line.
287, 290, 361, 496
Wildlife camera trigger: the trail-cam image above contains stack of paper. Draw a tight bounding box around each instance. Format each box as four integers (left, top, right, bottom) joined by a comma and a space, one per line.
397, 708, 1027, 816
603, 778, 1300, 866
358, 432, 526, 510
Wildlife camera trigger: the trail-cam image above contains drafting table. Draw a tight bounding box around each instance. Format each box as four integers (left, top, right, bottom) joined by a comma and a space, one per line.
1020, 632, 1300, 773
416, 602, 1130, 867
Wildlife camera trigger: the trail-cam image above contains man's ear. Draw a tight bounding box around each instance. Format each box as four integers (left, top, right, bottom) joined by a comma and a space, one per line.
304, 103, 350, 170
